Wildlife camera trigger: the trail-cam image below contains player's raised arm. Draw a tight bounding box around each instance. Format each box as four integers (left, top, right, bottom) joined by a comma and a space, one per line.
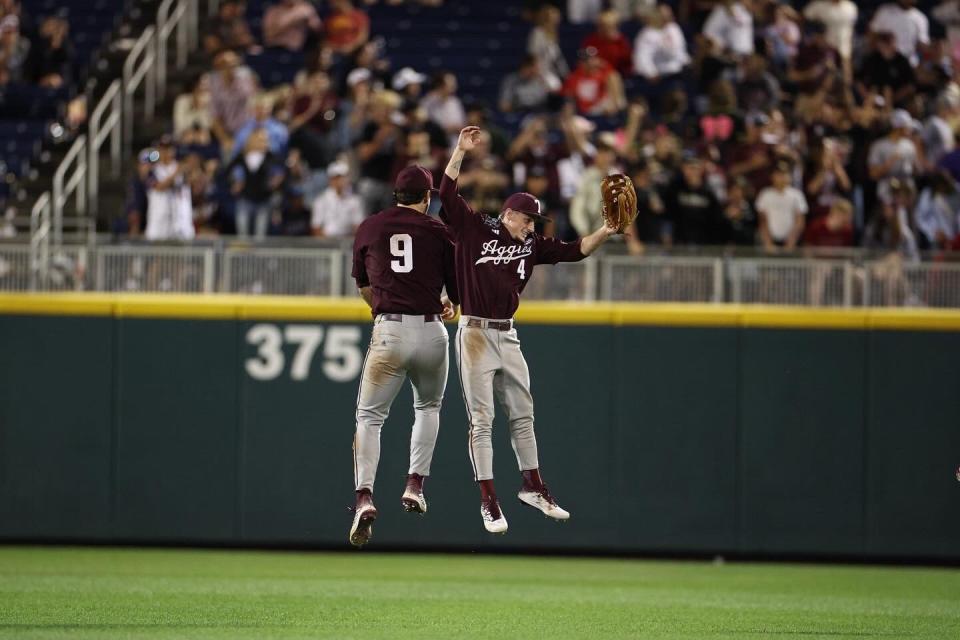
439, 126, 483, 230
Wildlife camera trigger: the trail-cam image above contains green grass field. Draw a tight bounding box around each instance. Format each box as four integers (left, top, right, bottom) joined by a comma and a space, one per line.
0, 547, 958, 639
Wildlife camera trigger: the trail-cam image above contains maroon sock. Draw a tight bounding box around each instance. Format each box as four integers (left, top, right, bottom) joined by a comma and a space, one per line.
521, 468, 543, 490
478, 479, 497, 501
356, 488, 372, 500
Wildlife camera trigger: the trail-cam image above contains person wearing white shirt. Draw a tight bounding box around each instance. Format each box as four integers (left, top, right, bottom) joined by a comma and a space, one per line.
703, 0, 754, 58
311, 161, 365, 237
633, 4, 690, 80
145, 137, 195, 241
755, 164, 808, 250
870, 0, 930, 66
803, 0, 857, 61
922, 95, 958, 168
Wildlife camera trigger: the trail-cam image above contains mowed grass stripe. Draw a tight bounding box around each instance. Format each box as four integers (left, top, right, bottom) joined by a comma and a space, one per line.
0, 547, 957, 639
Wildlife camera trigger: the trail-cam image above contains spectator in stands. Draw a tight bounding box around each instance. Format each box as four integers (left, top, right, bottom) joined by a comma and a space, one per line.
524, 164, 567, 238
24, 15, 70, 88
857, 31, 916, 108
914, 172, 960, 249
145, 136, 195, 241
626, 159, 667, 253
229, 128, 285, 240
570, 145, 619, 237
173, 74, 212, 142
723, 177, 757, 245
0, 14, 29, 84
788, 21, 842, 110
922, 94, 958, 168
805, 138, 852, 219
567, 0, 604, 24
421, 71, 466, 140
288, 71, 342, 171
581, 9, 632, 75
263, 0, 322, 52
863, 178, 920, 259
232, 95, 289, 159
392, 67, 427, 109
325, 0, 370, 55
870, 0, 929, 66
702, 0, 754, 59
506, 115, 570, 200
528, 4, 568, 89
208, 50, 258, 155
804, 197, 854, 246
204, 0, 256, 56
803, 0, 857, 75
344, 39, 392, 90
563, 46, 626, 115
869, 109, 920, 204
311, 159, 364, 237
732, 53, 781, 114
633, 4, 690, 90
726, 113, 774, 198
934, 0, 960, 64
756, 162, 808, 251
183, 151, 218, 236
662, 151, 726, 245
356, 90, 402, 213
764, 2, 802, 69
498, 55, 551, 113
123, 149, 154, 237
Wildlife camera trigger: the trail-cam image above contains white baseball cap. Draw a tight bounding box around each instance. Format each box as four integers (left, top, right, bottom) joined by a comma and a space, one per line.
392, 67, 426, 91
346, 67, 372, 87
327, 160, 349, 177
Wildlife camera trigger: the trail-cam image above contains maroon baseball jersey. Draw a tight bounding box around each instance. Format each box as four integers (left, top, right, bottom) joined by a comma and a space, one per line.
439, 175, 584, 319
352, 206, 459, 316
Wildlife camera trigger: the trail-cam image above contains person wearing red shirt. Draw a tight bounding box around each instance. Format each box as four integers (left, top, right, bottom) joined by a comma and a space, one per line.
325, 0, 369, 54
580, 9, 632, 75
804, 198, 854, 247
562, 47, 626, 115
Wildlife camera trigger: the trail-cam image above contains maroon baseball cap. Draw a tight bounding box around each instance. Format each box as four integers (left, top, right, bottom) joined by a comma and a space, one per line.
394, 165, 434, 192
502, 192, 551, 221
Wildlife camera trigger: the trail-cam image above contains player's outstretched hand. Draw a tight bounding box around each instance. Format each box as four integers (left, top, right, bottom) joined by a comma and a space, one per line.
456, 126, 482, 152
441, 296, 459, 321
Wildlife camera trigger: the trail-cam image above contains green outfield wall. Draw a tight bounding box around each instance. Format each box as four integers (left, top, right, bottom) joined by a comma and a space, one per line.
1, 294, 958, 559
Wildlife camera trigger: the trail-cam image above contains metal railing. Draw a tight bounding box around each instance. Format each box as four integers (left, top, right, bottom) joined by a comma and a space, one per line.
223, 247, 344, 296
94, 245, 215, 293
52, 135, 87, 247
88, 80, 122, 215
28, 192, 51, 290
729, 258, 854, 307
156, 0, 192, 102
122, 26, 157, 154
602, 255, 723, 303
5, 241, 960, 308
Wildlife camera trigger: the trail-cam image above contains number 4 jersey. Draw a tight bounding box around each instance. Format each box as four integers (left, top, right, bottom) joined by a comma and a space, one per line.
438, 175, 585, 319
352, 205, 460, 316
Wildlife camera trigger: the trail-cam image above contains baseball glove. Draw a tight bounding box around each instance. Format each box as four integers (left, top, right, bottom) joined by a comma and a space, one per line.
600, 174, 638, 233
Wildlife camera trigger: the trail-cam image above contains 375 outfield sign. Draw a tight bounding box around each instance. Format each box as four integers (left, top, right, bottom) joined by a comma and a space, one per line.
245, 323, 364, 382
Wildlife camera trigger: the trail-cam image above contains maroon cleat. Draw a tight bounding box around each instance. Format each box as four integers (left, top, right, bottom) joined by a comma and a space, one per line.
349, 490, 378, 547
401, 474, 427, 514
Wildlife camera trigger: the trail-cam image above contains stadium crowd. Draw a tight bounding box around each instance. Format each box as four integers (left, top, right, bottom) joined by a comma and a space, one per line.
120, 0, 960, 259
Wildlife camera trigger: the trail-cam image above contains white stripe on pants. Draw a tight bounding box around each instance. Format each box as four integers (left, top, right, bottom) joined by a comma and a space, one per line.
455, 316, 539, 481
353, 315, 449, 492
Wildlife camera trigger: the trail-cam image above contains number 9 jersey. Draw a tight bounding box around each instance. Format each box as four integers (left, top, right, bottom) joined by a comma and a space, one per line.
351, 205, 460, 315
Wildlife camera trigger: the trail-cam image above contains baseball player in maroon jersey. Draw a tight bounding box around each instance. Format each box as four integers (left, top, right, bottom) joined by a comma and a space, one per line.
440, 126, 618, 533
349, 165, 460, 547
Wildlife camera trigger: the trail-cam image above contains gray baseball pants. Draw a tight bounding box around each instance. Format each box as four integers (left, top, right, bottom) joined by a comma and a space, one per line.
455, 316, 539, 481
353, 314, 449, 492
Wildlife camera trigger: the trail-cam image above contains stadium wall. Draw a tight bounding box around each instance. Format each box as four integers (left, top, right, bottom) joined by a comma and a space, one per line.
1, 294, 958, 560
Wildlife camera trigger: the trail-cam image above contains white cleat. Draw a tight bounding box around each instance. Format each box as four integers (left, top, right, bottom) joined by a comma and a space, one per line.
518, 486, 570, 521
481, 498, 508, 534
349, 496, 378, 547
401, 474, 427, 514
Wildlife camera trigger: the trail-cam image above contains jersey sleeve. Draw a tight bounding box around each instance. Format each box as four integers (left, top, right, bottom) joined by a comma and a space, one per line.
351, 223, 370, 288
535, 235, 585, 265
438, 174, 477, 234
